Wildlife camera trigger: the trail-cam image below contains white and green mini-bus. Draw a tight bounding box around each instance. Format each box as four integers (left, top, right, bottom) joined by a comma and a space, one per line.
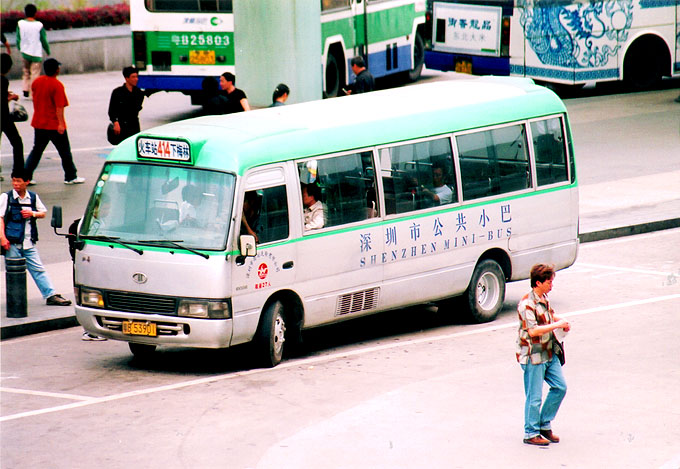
64, 77, 578, 366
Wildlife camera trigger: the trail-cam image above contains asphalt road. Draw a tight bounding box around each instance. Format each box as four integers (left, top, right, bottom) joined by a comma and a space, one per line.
1, 228, 679, 469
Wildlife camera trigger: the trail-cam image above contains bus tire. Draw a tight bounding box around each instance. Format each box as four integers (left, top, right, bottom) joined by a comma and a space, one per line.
256, 300, 287, 367
407, 32, 425, 82
463, 259, 505, 323
129, 342, 157, 359
325, 52, 342, 98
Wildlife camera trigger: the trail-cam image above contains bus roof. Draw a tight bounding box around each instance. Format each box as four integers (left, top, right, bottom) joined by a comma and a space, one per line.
112, 76, 567, 174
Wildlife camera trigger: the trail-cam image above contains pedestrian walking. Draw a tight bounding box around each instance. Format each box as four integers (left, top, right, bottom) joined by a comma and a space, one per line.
24, 58, 84, 185
16, 3, 50, 99
108, 66, 145, 143
219, 72, 250, 113
0, 169, 72, 306
346, 56, 375, 95
269, 83, 290, 107
516, 263, 570, 446
2, 53, 25, 174
1, 32, 11, 54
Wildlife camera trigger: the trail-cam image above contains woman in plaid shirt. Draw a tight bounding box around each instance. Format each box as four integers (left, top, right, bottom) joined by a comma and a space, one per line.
516, 264, 571, 446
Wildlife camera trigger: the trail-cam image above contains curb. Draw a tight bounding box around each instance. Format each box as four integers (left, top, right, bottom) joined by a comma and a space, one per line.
1, 315, 79, 340
579, 218, 680, 243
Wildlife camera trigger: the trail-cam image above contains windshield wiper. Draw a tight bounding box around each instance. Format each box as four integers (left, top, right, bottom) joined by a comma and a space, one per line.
138, 239, 209, 259
80, 235, 144, 255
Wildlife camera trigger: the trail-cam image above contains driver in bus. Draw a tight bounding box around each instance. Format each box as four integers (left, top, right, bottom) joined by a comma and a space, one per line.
421, 163, 454, 205
179, 184, 202, 227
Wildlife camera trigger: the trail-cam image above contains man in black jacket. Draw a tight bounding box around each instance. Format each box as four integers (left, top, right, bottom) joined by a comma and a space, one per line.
108, 66, 145, 143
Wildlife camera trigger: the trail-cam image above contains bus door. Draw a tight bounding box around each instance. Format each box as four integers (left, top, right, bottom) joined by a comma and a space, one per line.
231, 165, 297, 345
293, 152, 385, 328
352, 0, 368, 60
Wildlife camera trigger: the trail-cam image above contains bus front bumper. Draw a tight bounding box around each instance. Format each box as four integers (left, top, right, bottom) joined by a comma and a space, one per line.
76, 307, 233, 349
425, 51, 510, 76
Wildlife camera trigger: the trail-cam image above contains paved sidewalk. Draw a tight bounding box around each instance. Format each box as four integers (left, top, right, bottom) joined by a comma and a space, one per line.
2, 169, 678, 340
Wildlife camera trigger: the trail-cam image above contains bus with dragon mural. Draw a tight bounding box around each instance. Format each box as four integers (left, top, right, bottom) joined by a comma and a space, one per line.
424, 0, 679, 89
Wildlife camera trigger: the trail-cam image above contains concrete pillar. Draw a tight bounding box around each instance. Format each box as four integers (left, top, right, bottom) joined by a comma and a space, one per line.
233, 0, 322, 107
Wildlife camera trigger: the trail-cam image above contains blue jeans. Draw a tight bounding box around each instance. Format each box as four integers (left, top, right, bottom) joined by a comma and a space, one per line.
521, 355, 567, 438
7, 244, 56, 299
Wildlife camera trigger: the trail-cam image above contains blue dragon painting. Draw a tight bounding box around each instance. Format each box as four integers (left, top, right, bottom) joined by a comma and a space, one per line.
518, 0, 634, 68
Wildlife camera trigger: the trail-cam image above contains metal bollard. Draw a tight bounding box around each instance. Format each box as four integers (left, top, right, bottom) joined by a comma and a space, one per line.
5, 257, 28, 318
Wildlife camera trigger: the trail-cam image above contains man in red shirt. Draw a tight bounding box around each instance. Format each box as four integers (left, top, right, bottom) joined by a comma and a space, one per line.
24, 58, 84, 185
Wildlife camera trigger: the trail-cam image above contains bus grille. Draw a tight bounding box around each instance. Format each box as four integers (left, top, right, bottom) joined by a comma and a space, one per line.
106, 291, 177, 315
336, 288, 380, 316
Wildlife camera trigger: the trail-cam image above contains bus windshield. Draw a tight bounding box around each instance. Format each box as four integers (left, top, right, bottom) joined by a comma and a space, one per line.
145, 0, 233, 12
80, 163, 235, 251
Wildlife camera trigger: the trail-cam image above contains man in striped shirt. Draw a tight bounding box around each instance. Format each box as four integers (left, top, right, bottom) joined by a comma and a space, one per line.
516, 264, 570, 446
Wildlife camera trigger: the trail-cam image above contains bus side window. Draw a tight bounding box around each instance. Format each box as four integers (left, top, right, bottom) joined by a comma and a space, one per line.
457, 124, 530, 201
298, 151, 377, 228
381, 137, 456, 214
252, 185, 289, 244
531, 118, 568, 186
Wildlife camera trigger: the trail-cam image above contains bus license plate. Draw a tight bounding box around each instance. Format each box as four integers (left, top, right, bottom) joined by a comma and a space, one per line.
455, 59, 472, 75
190, 50, 215, 65
122, 321, 157, 337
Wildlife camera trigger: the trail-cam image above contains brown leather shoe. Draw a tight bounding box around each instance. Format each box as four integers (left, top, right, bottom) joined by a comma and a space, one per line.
523, 435, 550, 446
540, 429, 560, 443
46, 294, 72, 306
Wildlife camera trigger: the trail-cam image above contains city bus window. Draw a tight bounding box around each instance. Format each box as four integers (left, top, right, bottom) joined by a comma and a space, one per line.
253, 186, 289, 244
321, 0, 350, 12
457, 124, 530, 201
531, 117, 568, 186
298, 151, 377, 228
146, 0, 232, 12
380, 137, 456, 215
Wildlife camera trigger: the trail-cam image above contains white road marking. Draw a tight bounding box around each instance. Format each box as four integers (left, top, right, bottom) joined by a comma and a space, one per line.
1, 146, 112, 158
1, 293, 679, 423
578, 262, 675, 277
0, 387, 92, 401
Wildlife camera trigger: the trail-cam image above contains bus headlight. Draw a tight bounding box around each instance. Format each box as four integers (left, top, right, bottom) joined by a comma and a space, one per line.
178, 300, 231, 319
81, 288, 105, 308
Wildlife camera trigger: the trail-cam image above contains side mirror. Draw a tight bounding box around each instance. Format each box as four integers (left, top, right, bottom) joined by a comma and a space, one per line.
239, 235, 257, 257
51, 205, 63, 229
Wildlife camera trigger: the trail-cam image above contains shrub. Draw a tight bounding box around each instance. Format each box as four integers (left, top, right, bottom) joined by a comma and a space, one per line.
1, 3, 129, 33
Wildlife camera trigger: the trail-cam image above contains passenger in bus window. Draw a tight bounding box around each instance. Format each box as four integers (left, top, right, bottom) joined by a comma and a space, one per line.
421, 163, 454, 205
241, 190, 261, 243
219, 72, 250, 113
302, 183, 325, 230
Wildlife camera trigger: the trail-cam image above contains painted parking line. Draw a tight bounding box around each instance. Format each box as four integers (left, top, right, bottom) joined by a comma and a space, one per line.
0, 387, 92, 401
2, 293, 679, 423
577, 262, 677, 277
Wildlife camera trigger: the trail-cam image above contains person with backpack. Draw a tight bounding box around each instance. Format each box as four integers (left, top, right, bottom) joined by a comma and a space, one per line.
0, 169, 71, 306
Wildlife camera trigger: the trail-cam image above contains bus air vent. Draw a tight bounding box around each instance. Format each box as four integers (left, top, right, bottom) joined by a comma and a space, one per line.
106, 291, 177, 314
335, 288, 380, 316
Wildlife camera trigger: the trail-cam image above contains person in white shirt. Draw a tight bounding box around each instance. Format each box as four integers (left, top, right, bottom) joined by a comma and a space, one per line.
422, 164, 453, 205
16, 4, 50, 98
302, 183, 325, 231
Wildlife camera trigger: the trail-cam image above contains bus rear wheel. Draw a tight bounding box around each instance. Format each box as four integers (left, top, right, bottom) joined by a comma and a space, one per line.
463, 259, 505, 323
256, 300, 287, 367
407, 32, 425, 82
325, 52, 342, 98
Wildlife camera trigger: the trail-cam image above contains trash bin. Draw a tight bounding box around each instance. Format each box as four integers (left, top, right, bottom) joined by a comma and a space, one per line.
5, 257, 27, 318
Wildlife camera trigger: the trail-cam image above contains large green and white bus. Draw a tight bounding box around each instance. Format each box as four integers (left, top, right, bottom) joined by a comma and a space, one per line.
131, 0, 427, 100
424, 0, 680, 89
58, 77, 578, 367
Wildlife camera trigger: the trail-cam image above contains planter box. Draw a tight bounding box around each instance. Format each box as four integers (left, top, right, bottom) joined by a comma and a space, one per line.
3, 24, 131, 79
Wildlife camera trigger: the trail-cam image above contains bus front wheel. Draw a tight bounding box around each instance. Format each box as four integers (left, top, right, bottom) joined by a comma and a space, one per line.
256, 300, 287, 367
463, 259, 505, 323
129, 342, 157, 359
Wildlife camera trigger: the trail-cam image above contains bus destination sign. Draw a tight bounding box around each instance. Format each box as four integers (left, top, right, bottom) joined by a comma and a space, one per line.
137, 137, 192, 163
